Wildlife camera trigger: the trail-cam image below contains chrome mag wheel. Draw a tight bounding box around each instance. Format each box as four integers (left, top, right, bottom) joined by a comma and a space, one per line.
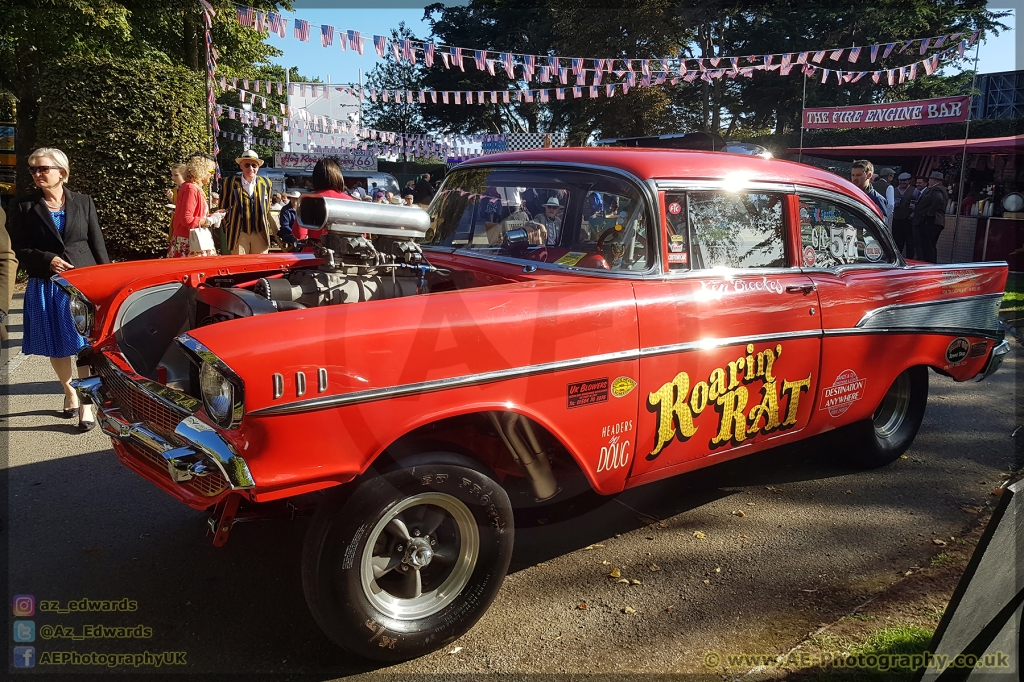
359, 492, 480, 620
872, 370, 912, 440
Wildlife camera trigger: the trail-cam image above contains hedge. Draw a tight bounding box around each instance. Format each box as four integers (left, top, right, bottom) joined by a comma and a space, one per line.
34, 57, 208, 260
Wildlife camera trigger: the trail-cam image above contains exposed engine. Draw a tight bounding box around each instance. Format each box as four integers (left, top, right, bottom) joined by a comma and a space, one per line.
195, 197, 439, 327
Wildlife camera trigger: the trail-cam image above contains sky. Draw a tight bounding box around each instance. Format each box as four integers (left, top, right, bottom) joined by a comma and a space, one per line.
265, 3, 1018, 86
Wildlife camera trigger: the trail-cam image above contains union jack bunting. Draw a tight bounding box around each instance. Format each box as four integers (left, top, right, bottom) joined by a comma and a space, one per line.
237, 5, 254, 27
321, 25, 333, 47
501, 53, 514, 78
848, 46, 861, 62
374, 35, 387, 58
294, 19, 310, 42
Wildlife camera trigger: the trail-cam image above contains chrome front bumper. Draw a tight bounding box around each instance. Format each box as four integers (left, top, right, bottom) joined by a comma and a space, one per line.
976, 339, 1011, 382
75, 376, 255, 489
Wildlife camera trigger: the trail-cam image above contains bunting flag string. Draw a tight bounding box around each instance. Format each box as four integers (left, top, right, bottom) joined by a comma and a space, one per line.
232, 3, 978, 86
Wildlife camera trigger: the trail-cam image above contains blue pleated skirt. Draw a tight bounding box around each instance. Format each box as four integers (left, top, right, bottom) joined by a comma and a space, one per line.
22, 277, 87, 358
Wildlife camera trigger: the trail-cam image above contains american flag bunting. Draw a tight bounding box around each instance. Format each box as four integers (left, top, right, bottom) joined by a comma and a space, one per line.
294, 19, 309, 42
321, 25, 333, 47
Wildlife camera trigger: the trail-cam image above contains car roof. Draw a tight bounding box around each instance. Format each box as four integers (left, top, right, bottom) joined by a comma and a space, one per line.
459, 147, 878, 217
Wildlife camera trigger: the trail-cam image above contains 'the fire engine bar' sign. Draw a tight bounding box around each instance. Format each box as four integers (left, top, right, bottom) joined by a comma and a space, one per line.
803, 95, 970, 129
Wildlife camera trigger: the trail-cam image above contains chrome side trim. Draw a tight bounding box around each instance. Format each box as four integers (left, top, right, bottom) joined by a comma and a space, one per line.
296, 371, 307, 397
856, 294, 1003, 334
250, 348, 642, 416
977, 339, 1011, 381
639, 329, 823, 359
318, 368, 328, 393
272, 373, 284, 399
824, 327, 1005, 341
250, 329, 824, 417
654, 179, 797, 195
74, 377, 254, 490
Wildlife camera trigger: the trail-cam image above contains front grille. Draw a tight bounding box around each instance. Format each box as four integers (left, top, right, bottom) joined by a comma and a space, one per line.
124, 440, 229, 498
92, 355, 191, 441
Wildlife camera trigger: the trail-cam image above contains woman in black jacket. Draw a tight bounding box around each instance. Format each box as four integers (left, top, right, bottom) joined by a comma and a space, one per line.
10, 147, 110, 430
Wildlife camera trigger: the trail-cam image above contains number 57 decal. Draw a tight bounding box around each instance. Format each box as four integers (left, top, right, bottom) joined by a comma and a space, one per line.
828, 226, 858, 261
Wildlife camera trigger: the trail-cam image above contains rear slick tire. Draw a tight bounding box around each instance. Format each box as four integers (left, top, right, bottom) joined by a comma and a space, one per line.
301, 460, 514, 662
844, 366, 928, 469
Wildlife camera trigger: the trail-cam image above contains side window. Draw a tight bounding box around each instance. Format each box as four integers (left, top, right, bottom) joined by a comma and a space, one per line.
798, 195, 895, 268
688, 191, 786, 269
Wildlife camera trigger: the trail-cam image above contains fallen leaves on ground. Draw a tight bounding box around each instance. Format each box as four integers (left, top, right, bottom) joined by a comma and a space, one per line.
622, 606, 636, 614
692, 531, 707, 539
582, 543, 605, 551
448, 646, 463, 655
609, 567, 621, 578
933, 538, 947, 546
649, 564, 661, 571
578, 602, 588, 610
732, 510, 746, 517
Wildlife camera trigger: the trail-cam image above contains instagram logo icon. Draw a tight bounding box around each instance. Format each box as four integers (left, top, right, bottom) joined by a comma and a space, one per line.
13, 595, 35, 617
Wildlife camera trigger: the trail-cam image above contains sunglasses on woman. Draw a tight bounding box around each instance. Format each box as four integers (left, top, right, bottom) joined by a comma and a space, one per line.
28, 166, 59, 174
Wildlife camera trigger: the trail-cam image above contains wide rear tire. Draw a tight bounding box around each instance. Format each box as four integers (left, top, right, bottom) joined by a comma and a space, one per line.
843, 366, 928, 468
301, 458, 514, 662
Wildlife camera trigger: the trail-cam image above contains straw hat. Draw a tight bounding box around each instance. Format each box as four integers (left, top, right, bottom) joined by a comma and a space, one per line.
235, 149, 264, 167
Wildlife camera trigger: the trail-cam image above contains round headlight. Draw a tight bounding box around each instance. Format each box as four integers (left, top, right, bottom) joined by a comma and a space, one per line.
200, 362, 234, 426
69, 296, 91, 336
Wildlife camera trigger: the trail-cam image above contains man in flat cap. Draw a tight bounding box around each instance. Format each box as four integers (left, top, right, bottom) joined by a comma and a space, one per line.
891, 172, 916, 257
911, 171, 949, 263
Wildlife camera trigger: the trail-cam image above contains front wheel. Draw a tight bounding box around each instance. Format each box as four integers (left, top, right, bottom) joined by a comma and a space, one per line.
843, 366, 928, 468
301, 459, 514, 662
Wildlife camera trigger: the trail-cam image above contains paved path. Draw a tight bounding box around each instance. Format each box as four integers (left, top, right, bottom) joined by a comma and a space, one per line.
2, 293, 1019, 678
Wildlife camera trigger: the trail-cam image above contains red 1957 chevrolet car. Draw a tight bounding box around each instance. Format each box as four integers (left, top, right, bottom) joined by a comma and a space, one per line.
58, 148, 1009, 661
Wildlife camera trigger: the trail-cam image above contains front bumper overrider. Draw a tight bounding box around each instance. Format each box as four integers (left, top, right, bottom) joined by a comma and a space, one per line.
976, 339, 1011, 382
75, 376, 255, 490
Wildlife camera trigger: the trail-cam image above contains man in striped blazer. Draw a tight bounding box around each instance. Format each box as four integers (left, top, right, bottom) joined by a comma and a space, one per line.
220, 150, 273, 254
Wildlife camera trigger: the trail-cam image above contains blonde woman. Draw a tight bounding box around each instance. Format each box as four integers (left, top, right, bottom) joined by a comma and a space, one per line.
9, 147, 110, 431
167, 157, 212, 258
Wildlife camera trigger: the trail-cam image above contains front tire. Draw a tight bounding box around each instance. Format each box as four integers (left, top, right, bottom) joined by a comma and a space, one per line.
301, 459, 514, 662
843, 366, 928, 468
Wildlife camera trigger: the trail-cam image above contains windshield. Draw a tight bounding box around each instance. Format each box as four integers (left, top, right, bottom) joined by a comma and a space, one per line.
425, 166, 652, 272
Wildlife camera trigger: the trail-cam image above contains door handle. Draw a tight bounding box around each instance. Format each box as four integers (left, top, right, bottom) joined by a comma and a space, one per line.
786, 284, 817, 294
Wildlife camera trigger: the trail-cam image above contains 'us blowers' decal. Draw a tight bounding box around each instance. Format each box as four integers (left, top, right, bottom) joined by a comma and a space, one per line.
646, 343, 811, 460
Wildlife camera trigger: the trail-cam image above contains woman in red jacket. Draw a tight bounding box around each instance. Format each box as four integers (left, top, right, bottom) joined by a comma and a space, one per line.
306, 158, 354, 241
167, 157, 210, 257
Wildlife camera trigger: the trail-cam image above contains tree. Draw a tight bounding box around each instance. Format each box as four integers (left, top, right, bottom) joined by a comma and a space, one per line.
363, 25, 429, 136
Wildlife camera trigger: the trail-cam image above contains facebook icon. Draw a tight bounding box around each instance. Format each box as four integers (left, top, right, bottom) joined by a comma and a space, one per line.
13, 646, 35, 668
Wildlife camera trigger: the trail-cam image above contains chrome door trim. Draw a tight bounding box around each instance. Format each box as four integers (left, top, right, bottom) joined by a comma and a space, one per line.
639, 329, 823, 359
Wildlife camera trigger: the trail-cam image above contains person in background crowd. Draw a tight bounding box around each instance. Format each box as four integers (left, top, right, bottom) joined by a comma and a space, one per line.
349, 182, 366, 200
891, 172, 915, 258
0, 203, 16, 342
402, 180, 416, 199
386, 191, 402, 205
414, 173, 434, 205
308, 157, 354, 241
220, 150, 273, 254
166, 163, 185, 204
584, 191, 603, 218
850, 160, 889, 221
402, 194, 418, 208
960, 183, 980, 215
874, 167, 896, 223
277, 190, 302, 248
167, 157, 212, 258
270, 193, 285, 210
911, 170, 949, 263
9, 147, 110, 431
374, 190, 387, 203
210, 191, 220, 210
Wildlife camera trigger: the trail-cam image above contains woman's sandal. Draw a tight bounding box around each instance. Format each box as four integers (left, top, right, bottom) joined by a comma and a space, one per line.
60, 398, 79, 419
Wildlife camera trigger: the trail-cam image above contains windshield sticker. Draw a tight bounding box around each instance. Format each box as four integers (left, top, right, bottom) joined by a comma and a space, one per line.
668, 202, 682, 215
611, 376, 637, 398
555, 252, 588, 266
567, 378, 609, 409
864, 239, 883, 261
668, 235, 686, 253
818, 369, 866, 417
646, 343, 812, 458
668, 253, 689, 264
802, 245, 816, 267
